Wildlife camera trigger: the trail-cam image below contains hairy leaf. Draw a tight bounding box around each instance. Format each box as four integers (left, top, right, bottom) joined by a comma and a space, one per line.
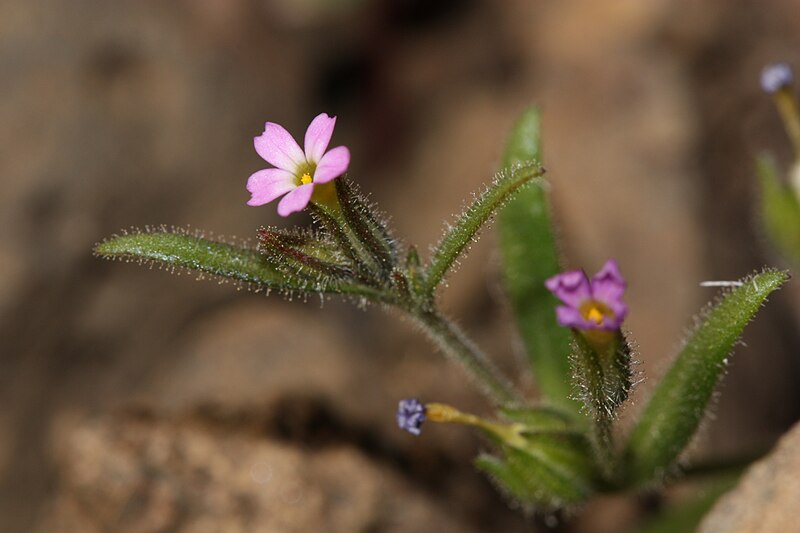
424, 160, 545, 295
624, 269, 789, 486
497, 106, 577, 413
94, 229, 382, 298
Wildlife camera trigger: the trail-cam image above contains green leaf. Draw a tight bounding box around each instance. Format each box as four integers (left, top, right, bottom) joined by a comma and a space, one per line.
94, 229, 382, 298
499, 406, 574, 432
475, 454, 532, 503
423, 161, 545, 296
624, 269, 789, 486
475, 432, 595, 511
757, 155, 800, 265
497, 106, 576, 413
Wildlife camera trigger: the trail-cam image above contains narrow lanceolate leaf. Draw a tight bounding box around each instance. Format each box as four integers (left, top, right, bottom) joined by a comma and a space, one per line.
497, 106, 577, 414
757, 155, 800, 265
625, 269, 789, 486
424, 160, 545, 295
94, 229, 382, 298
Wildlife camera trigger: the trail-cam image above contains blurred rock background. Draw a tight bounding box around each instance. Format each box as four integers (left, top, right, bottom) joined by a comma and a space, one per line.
1, 0, 800, 531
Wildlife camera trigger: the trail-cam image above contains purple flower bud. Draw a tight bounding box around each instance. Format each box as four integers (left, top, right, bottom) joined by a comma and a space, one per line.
545, 259, 628, 331
396, 398, 426, 436
761, 63, 794, 94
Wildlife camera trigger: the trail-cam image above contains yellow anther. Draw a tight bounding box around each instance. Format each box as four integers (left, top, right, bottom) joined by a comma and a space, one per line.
580, 299, 614, 326
300, 173, 313, 185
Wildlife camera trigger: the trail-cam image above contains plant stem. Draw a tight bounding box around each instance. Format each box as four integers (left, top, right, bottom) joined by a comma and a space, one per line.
591, 413, 618, 482
412, 309, 522, 405
773, 89, 800, 159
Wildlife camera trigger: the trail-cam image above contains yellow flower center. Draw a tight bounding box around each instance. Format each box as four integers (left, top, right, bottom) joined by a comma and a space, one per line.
580, 300, 614, 325
300, 172, 313, 185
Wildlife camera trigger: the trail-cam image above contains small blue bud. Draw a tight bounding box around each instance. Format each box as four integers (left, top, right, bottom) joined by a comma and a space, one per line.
396, 398, 426, 435
761, 63, 794, 94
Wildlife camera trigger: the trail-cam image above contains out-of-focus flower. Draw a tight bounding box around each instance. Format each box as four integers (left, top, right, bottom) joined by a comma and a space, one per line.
247, 113, 350, 216
761, 63, 794, 94
396, 398, 426, 436
545, 260, 627, 331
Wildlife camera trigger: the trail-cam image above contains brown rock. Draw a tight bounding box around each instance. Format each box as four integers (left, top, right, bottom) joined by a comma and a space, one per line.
697, 420, 800, 533
36, 413, 476, 533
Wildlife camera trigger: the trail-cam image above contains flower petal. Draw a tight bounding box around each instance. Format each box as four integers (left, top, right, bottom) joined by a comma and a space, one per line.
246, 168, 296, 206
254, 122, 305, 171
545, 270, 591, 308
556, 306, 593, 329
590, 259, 626, 307
277, 183, 315, 217
313, 146, 350, 184
604, 300, 628, 329
304, 113, 336, 163
396, 398, 426, 436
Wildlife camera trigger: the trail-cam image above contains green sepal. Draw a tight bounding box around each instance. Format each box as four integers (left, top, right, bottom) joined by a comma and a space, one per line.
257, 226, 357, 290
757, 155, 800, 265
424, 160, 545, 295
475, 431, 595, 511
307, 203, 372, 280
570, 329, 632, 478
571, 330, 633, 421
497, 106, 577, 414
94, 228, 382, 298
624, 269, 789, 486
334, 177, 398, 279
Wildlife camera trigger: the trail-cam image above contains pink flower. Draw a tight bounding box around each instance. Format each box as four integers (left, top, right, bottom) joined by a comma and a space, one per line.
545, 259, 628, 331
246, 113, 350, 216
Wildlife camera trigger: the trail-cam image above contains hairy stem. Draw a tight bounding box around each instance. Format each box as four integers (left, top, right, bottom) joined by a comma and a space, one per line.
411, 309, 522, 405
591, 414, 617, 482
773, 89, 800, 158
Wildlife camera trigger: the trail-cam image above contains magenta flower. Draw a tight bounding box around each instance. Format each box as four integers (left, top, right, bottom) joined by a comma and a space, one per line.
545, 259, 628, 331
247, 113, 350, 216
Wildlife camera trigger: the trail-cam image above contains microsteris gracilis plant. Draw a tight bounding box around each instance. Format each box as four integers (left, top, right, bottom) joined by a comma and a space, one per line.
96, 92, 788, 521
